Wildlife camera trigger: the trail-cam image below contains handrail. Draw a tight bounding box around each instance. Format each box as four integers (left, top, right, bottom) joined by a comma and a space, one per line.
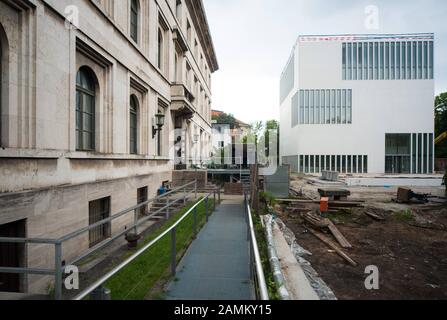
73, 194, 211, 300
59, 180, 196, 242
246, 197, 269, 300
0, 180, 199, 300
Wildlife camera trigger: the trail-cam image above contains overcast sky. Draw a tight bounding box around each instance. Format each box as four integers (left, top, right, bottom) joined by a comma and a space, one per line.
203, 0, 447, 124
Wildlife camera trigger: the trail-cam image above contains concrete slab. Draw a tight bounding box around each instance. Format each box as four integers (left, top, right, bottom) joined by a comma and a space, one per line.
166, 198, 253, 300
272, 223, 319, 300
346, 177, 442, 187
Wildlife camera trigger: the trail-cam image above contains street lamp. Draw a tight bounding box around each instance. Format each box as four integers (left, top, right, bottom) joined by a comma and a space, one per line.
152, 113, 165, 138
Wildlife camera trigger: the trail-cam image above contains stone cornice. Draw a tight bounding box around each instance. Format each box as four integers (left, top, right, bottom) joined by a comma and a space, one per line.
185, 0, 219, 72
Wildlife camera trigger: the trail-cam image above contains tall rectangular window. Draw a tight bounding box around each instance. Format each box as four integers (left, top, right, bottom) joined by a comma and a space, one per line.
358, 43, 363, 80
315, 90, 320, 124
326, 90, 331, 124
374, 42, 379, 80
423, 41, 428, 79
331, 90, 336, 124
413, 41, 417, 79
89, 197, 111, 248
396, 42, 400, 79
380, 42, 384, 79
401, 42, 406, 79
137, 187, 148, 217
347, 90, 352, 124
407, 41, 412, 79
310, 90, 314, 124
423, 133, 428, 174
321, 90, 325, 124
418, 41, 423, 79
385, 42, 390, 80
337, 90, 341, 124
412, 133, 417, 173
391, 42, 395, 80
369, 43, 373, 80
300, 90, 304, 124
429, 41, 434, 79
364, 42, 368, 79
363, 156, 368, 173
353, 43, 358, 80
342, 43, 347, 80
429, 133, 434, 173
305, 90, 309, 124
347, 43, 352, 80
418, 133, 422, 173
341, 90, 346, 124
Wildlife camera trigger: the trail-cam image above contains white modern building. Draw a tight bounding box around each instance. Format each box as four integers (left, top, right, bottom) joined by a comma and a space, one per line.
280, 33, 435, 175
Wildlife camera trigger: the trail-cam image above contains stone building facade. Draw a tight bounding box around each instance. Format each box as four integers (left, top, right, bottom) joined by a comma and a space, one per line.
0, 0, 218, 294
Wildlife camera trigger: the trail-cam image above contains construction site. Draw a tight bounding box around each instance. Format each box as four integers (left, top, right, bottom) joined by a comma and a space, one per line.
254, 165, 447, 300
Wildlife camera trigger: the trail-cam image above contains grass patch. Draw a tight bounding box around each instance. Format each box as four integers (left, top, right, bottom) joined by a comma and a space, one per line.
252, 211, 281, 300
393, 209, 414, 222
103, 197, 215, 300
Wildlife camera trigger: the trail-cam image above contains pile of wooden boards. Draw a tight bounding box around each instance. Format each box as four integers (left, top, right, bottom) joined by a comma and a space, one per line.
302, 212, 357, 267
278, 198, 364, 213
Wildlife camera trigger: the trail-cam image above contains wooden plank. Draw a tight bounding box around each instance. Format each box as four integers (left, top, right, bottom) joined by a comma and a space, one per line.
307, 228, 357, 267
324, 219, 352, 248
365, 211, 385, 221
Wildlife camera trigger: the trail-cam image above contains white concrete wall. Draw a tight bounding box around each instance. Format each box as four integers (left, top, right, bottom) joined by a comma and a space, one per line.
280, 36, 435, 174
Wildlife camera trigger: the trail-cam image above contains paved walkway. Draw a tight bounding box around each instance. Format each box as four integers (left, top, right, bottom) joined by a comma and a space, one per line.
166, 196, 253, 300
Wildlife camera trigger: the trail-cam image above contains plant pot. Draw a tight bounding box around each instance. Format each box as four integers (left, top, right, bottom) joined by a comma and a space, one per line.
125, 233, 141, 249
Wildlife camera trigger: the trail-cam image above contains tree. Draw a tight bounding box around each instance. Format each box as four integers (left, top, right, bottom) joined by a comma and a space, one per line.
435, 92, 447, 158
213, 112, 236, 126
264, 120, 279, 161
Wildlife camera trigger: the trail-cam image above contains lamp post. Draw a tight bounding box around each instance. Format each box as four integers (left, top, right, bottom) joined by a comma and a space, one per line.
153, 113, 165, 157
152, 113, 165, 138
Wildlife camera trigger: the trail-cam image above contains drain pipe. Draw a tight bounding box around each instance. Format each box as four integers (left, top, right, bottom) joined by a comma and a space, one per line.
263, 215, 291, 300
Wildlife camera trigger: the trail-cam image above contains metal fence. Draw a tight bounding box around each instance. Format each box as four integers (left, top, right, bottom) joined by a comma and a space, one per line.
244, 193, 269, 300
0, 180, 219, 300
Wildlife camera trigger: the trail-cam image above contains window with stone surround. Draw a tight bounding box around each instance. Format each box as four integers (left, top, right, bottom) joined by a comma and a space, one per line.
76, 67, 97, 151
130, 0, 139, 43
130, 95, 139, 154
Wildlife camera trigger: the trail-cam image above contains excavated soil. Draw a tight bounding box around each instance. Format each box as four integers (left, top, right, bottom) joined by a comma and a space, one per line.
280, 177, 447, 300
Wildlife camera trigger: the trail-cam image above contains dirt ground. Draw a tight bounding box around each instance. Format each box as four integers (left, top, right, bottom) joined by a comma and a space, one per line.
278, 175, 447, 300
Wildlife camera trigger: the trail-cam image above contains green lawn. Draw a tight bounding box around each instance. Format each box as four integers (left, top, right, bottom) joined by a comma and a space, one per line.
104, 197, 215, 300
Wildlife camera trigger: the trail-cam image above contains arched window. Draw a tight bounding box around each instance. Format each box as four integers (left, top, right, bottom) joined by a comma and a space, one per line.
130, 0, 139, 43
129, 95, 139, 154
76, 67, 96, 151
158, 28, 163, 70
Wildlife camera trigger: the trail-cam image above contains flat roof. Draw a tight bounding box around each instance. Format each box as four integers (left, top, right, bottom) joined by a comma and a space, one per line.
298, 33, 434, 42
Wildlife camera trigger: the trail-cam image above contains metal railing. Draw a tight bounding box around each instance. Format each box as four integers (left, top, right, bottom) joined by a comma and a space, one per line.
0, 180, 219, 300
74, 192, 214, 300
244, 193, 269, 300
